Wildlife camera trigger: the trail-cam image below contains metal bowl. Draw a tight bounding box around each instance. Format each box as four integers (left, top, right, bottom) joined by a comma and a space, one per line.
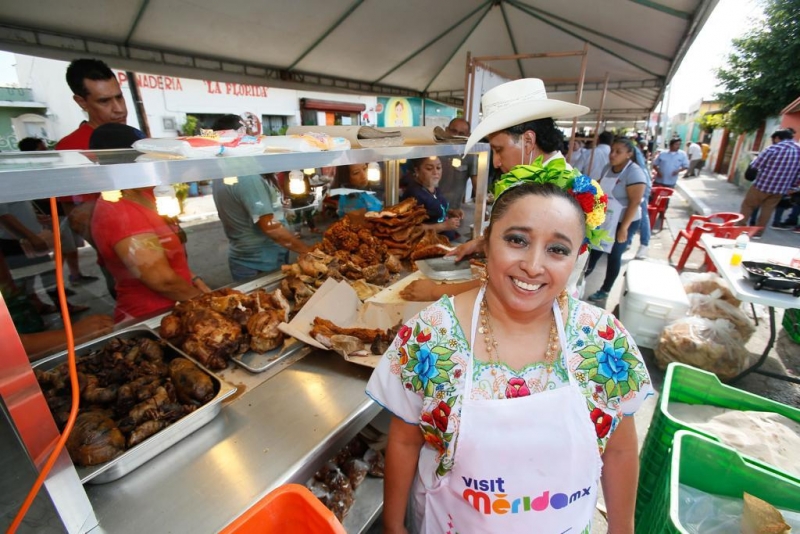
741, 261, 800, 296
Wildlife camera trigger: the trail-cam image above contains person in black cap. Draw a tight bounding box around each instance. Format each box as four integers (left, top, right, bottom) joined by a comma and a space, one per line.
89, 124, 210, 323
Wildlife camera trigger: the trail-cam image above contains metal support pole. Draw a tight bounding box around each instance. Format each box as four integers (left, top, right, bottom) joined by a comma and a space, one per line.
126, 71, 151, 137
472, 147, 491, 239
567, 42, 589, 162
586, 73, 610, 175
386, 159, 401, 207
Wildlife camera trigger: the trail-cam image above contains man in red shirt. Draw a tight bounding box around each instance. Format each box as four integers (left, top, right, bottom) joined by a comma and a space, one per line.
56, 58, 127, 151
56, 58, 128, 239
56, 58, 128, 290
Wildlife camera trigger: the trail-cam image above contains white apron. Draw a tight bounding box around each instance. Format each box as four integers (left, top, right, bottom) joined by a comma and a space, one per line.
596, 162, 630, 253
417, 287, 602, 533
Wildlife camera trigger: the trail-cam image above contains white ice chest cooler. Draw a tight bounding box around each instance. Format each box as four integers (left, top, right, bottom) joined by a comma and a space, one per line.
619, 260, 690, 349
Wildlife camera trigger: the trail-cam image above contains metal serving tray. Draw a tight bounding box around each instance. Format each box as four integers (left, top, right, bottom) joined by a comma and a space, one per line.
32, 326, 237, 484
415, 257, 475, 281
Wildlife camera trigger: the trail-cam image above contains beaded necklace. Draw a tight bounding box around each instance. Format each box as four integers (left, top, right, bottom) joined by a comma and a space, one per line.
478, 289, 567, 376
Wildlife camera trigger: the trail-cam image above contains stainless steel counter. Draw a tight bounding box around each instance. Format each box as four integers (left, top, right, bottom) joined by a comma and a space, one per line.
85, 349, 381, 533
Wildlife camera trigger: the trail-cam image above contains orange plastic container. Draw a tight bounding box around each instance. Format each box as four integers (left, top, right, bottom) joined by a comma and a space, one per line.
220, 484, 347, 534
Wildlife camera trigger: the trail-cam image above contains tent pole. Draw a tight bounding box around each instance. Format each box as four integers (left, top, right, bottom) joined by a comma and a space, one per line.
586, 73, 610, 174
567, 42, 589, 163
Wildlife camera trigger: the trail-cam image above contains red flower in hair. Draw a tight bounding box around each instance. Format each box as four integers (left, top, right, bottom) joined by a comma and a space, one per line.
599, 193, 608, 205
574, 192, 595, 213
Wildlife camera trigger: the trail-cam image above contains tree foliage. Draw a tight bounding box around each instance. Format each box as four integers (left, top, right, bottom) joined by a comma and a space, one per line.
715, 0, 800, 133
696, 112, 729, 132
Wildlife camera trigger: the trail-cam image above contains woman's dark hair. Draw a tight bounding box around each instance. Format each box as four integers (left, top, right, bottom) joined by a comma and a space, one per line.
612, 136, 648, 171
485, 182, 585, 243
503, 118, 564, 153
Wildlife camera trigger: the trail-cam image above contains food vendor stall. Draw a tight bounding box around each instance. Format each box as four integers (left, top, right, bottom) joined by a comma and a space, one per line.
0, 142, 490, 533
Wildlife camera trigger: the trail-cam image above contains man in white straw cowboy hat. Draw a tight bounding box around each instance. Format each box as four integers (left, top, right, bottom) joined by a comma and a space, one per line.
400, 78, 592, 302
462, 78, 589, 171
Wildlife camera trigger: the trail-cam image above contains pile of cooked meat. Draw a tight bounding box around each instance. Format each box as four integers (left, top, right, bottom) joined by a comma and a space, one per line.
307, 434, 385, 522
35, 336, 216, 467
364, 198, 451, 260
159, 287, 291, 370
315, 215, 401, 284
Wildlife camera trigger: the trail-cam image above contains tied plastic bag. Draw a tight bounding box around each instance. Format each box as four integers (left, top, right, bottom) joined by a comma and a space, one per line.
687, 291, 756, 342
677, 484, 800, 533
680, 272, 741, 307
655, 316, 750, 380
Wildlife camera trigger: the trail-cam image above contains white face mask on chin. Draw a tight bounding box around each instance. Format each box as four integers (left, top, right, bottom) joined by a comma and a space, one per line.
519, 136, 534, 166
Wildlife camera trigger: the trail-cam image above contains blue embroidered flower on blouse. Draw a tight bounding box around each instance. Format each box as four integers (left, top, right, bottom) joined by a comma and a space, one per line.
414, 347, 440, 388
597, 342, 631, 383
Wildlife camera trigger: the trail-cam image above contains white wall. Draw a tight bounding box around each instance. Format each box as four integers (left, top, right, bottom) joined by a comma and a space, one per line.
15, 54, 379, 140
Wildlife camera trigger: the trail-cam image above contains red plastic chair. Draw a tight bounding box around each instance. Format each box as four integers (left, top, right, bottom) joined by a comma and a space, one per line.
703, 225, 764, 273
668, 212, 745, 271
648, 186, 675, 232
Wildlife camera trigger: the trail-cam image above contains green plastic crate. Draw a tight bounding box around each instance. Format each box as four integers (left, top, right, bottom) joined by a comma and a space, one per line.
782, 308, 800, 344
638, 431, 800, 534
635, 363, 800, 529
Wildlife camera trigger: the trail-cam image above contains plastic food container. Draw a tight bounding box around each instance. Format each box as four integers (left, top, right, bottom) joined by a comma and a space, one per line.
635, 363, 800, 529
636, 431, 800, 533
619, 260, 690, 349
220, 484, 346, 534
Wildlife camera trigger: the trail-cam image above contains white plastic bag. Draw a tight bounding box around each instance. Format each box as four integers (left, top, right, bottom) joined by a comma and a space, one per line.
680, 271, 740, 307
655, 316, 750, 380
687, 291, 756, 342
677, 484, 800, 533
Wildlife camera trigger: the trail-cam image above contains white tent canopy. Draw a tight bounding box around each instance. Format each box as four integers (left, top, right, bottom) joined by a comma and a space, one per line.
0, 0, 718, 122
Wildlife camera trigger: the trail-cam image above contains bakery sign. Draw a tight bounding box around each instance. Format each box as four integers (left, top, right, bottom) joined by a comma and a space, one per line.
117, 72, 184, 91
116, 71, 270, 99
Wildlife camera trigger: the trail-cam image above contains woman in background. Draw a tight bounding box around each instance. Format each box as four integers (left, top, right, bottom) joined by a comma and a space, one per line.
401, 157, 462, 241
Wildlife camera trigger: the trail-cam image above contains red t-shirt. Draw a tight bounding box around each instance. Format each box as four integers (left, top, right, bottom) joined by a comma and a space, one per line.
91, 193, 192, 323
55, 122, 101, 203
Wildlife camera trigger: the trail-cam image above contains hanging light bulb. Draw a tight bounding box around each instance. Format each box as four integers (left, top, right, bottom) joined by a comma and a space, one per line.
288, 170, 307, 195
154, 185, 181, 217
303, 168, 316, 175
101, 190, 122, 202
451, 157, 462, 167
223, 176, 238, 185
367, 162, 381, 183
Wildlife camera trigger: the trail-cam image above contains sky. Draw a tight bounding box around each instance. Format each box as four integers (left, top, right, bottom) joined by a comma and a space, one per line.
0, 0, 764, 117
661, 0, 762, 114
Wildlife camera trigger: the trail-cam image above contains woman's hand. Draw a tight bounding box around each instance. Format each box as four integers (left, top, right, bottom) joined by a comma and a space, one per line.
193, 277, 212, 293
400, 279, 440, 301
442, 217, 461, 231
446, 237, 484, 261
616, 225, 629, 244
447, 208, 465, 219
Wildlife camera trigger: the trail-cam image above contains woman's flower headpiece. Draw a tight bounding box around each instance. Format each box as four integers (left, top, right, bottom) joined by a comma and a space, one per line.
493, 156, 611, 254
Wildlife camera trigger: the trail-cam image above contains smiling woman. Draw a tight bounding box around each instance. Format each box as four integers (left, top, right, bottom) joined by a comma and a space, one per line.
367, 78, 654, 534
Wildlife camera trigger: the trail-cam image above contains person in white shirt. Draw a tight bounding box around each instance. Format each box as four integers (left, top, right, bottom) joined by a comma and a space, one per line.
580, 131, 614, 181
686, 142, 703, 177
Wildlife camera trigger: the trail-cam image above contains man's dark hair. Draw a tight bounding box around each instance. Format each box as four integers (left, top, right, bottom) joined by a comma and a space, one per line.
772, 129, 795, 141
505, 118, 564, 153
66, 59, 115, 98
597, 131, 614, 146
211, 114, 244, 131
18, 137, 45, 151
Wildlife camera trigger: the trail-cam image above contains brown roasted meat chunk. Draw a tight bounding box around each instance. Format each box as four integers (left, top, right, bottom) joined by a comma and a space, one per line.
169, 358, 215, 406
66, 411, 126, 466
247, 309, 285, 353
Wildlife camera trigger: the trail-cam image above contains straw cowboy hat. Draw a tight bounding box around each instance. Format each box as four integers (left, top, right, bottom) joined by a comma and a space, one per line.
463, 78, 590, 154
